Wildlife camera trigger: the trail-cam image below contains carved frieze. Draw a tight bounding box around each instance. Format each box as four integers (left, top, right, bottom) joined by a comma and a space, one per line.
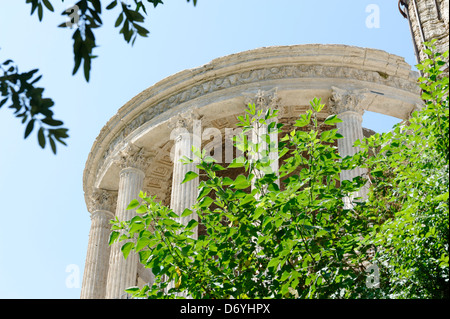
95, 64, 419, 174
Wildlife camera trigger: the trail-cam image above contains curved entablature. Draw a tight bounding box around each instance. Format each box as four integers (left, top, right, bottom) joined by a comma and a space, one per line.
83, 44, 422, 212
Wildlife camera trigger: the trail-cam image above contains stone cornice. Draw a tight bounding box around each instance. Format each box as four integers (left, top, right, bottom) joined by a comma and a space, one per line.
95, 62, 418, 168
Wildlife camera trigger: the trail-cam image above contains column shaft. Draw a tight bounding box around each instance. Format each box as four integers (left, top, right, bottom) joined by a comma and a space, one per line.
330, 87, 369, 202
170, 130, 199, 238
106, 167, 144, 299
336, 111, 366, 182
251, 117, 279, 187
247, 89, 281, 190
81, 210, 114, 299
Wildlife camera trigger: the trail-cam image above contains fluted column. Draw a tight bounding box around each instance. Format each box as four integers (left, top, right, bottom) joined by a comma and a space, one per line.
81, 189, 117, 299
105, 145, 150, 299
246, 89, 280, 191
330, 87, 368, 202
169, 113, 200, 238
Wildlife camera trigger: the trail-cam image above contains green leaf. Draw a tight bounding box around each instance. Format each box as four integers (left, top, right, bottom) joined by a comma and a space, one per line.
182, 171, 198, 184
0, 98, 8, 108
106, 0, 118, 10
109, 231, 119, 245
281, 270, 291, 281
136, 205, 147, 214
233, 175, 251, 190
129, 217, 144, 234
294, 112, 311, 127
222, 177, 235, 186
37, 3, 43, 21
181, 208, 193, 218
185, 219, 199, 231
115, 13, 124, 27
136, 237, 152, 252
133, 23, 149, 37
121, 242, 134, 259
310, 97, 324, 112
49, 136, 57, 154
197, 186, 211, 200
240, 194, 255, 206
212, 164, 226, 171
124, 287, 140, 294
268, 182, 279, 192
149, 0, 164, 8
228, 157, 245, 168
37, 127, 45, 148
83, 56, 91, 82
24, 119, 35, 139
168, 211, 179, 218
199, 196, 213, 208
41, 118, 64, 126
126, 199, 140, 210
268, 257, 280, 269
323, 114, 343, 125
42, 0, 54, 11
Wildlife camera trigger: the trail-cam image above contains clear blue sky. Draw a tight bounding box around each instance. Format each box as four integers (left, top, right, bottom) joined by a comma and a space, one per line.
0, 0, 417, 299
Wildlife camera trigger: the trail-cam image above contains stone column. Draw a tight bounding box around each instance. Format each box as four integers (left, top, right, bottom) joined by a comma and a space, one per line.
105, 146, 150, 299
169, 113, 200, 239
246, 89, 280, 190
329, 87, 368, 202
81, 189, 117, 299
167, 113, 201, 296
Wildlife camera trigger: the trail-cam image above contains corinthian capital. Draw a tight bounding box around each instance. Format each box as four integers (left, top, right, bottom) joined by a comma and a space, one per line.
87, 189, 118, 215
115, 144, 154, 172
329, 86, 369, 116
168, 109, 203, 132
243, 88, 281, 113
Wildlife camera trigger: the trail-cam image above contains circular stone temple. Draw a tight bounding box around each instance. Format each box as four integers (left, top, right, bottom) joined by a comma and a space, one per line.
81, 44, 422, 299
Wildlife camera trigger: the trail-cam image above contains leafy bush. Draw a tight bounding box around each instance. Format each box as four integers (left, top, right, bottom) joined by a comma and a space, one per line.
354, 40, 449, 298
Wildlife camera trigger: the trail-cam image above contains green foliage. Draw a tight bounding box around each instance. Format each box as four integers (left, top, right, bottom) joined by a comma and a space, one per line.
354, 40, 449, 298
110, 42, 448, 299
25, 0, 55, 21
110, 99, 374, 299
1, 0, 198, 152
0, 57, 68, 154
52, 0, 198, 81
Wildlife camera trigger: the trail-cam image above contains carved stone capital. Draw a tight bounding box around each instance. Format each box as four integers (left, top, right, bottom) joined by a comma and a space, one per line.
329, 86, 369, 116
88, 189, 118, 215
243, 88, 281, 114
115, 144, 154, 172
168, 109, 203, 132
168, 110, 203, 146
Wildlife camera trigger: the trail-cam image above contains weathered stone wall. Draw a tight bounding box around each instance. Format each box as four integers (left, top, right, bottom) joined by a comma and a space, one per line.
404, 0, 449, 63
